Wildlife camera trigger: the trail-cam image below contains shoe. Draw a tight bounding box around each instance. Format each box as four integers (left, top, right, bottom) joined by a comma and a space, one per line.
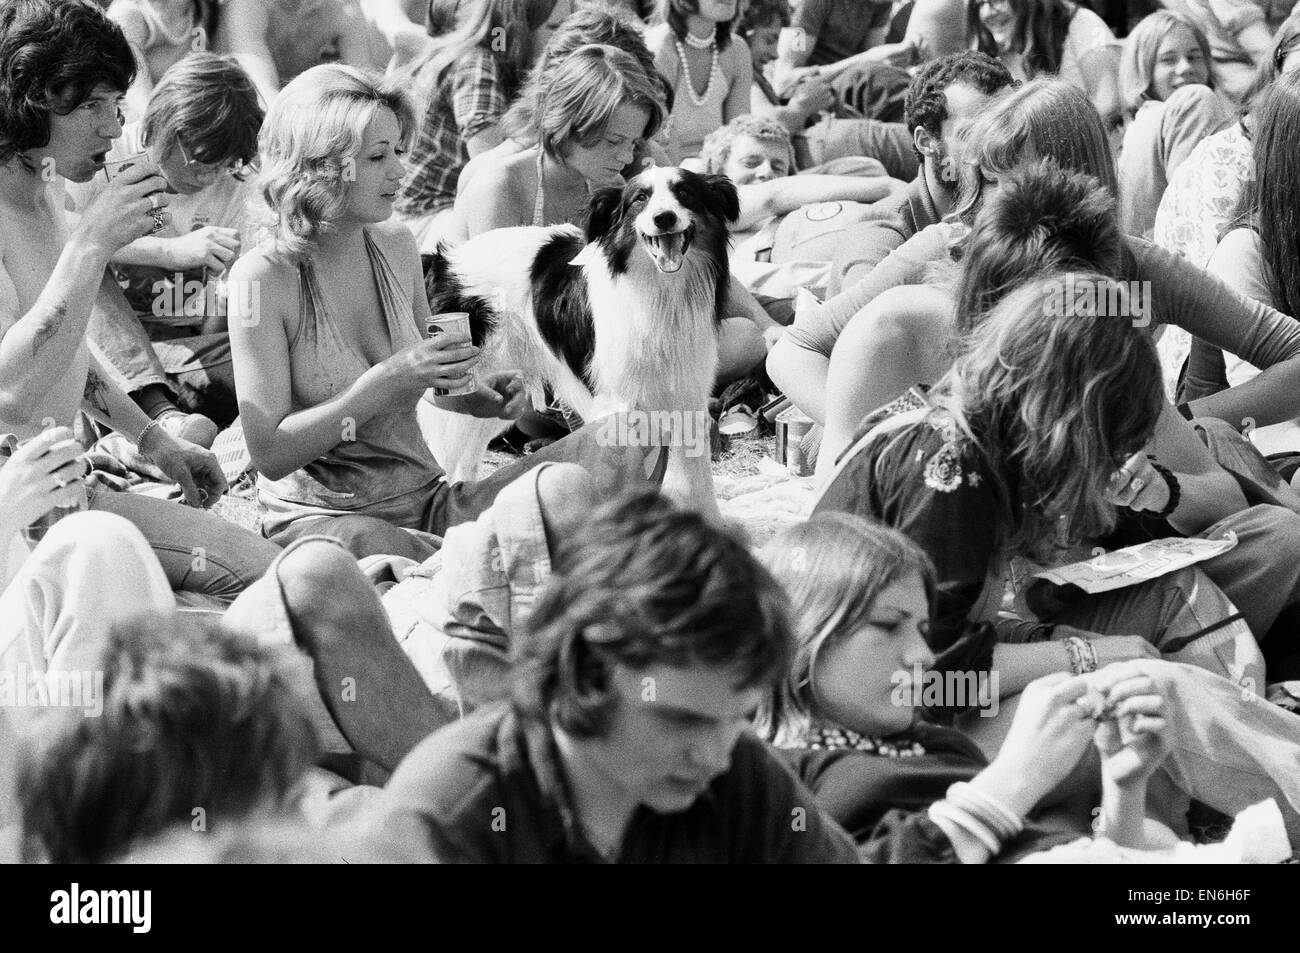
157, 410, 219, 449
717, 403, 758, 438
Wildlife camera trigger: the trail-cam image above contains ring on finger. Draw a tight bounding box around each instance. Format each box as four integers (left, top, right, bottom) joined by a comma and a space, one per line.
53, 475, 69, 490
148, 193, 161, 211
1130, 477, 1145, 494
150, 208, 168, 233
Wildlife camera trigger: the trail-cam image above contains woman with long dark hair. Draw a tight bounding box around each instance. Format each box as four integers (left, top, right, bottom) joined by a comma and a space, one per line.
968, 0, 1121, 124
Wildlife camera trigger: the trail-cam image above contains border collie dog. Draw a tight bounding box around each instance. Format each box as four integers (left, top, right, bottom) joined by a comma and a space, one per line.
418, 166, 738, 514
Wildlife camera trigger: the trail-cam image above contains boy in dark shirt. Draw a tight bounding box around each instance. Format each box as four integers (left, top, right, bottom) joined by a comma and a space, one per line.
372, 491, 859, 863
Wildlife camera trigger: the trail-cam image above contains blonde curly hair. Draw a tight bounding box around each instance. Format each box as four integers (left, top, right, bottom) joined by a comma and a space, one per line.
256, 64, 416, 258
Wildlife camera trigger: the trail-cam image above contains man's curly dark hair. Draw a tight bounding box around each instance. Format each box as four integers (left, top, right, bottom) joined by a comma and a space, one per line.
902, 50, 1014, 162
0, 0, 136, 164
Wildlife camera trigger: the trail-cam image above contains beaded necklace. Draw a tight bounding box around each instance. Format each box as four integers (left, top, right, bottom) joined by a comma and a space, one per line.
684, 25, 716, 48
674, 33, 720, 108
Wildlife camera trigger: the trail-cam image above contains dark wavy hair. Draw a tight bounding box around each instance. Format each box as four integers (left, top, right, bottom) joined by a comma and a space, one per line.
17, 611, 319, 864
968, 0, 1078, 75
902, 49, 1015, 162
0, 0, 136, 164
658, 0, 733, 49
514, 490, 792, 738
1228, 70, 1300, 322
956, 158, 1122, 333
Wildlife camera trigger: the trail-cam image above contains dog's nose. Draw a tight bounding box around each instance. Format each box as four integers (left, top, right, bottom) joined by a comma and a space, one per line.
653, 210, 678, 231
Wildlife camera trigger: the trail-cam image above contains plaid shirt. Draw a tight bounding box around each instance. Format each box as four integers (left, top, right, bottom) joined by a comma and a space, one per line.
396, 47, 509, 217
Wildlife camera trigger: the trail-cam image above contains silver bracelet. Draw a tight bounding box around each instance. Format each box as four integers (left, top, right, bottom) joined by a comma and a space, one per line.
1062, 635, 1097, 675
136, 418, 162, 453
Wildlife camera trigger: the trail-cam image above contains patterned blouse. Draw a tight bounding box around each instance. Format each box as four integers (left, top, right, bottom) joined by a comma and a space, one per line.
1151, 121, 1253, 400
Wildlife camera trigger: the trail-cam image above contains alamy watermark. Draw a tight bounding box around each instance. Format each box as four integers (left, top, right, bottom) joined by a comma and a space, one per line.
1042, 274, 1151, 328
0, 663, 103, 717
595, 409, 711, 459
890, 664, 1000, 718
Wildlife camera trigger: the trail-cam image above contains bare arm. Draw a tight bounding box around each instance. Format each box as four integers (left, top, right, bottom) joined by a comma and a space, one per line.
456, 166, 526, 239
0, 239, 109, 423
81, 342, 155, 438
337, 4, 378, 69
733, 174, 902, 230
229, 243, 481, 479
1145, 400, 1247, 533
359, 0, 430, 63
806, 38, 918, 84
218, 0, 279, 107
817, 285, 953, 473
722, 39, 754, 126
227, 255, 407, 480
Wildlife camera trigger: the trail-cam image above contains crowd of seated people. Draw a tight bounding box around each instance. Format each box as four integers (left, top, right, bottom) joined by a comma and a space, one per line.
6, 0, 1300, 865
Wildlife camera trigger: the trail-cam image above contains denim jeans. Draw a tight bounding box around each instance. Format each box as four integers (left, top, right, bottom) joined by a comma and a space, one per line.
88, 271, 237, 425
90, 486, 281, 605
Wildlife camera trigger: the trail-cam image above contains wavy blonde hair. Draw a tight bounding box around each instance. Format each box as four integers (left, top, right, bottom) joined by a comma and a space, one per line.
256, 65, 416, 258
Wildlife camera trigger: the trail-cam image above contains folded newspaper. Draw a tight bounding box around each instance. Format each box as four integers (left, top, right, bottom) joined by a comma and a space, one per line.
1032, 534, 1238, 595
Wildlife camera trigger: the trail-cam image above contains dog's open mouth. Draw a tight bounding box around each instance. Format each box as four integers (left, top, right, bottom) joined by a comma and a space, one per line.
641, 226, 695, 274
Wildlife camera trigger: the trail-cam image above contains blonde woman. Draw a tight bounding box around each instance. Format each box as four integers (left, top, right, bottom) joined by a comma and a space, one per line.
1117, 11, 1234, 239
229, 65, 665, 561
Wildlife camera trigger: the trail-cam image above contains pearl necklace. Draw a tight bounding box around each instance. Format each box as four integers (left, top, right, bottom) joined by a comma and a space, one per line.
684, 26, 716, 49
674, 37, 720, 108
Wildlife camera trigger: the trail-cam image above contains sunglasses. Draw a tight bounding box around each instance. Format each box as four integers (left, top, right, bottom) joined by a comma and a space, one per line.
175, 138, 252, 181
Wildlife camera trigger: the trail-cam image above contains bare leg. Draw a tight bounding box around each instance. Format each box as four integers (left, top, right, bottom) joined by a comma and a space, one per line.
275, 541, 457, 772
718, 317, 766, 384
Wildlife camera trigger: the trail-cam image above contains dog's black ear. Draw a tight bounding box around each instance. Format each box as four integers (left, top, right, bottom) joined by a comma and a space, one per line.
699, 173, 740, 225
584, 186, 624, 242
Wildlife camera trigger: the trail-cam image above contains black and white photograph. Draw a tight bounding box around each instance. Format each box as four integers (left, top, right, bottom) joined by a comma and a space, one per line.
0, 0, 1297, 912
